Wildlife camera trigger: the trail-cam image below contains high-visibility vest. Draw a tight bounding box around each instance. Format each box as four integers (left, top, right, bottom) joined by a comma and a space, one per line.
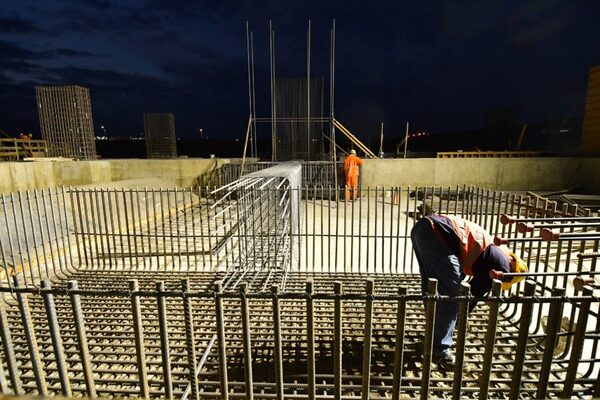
436, 214, 494, 275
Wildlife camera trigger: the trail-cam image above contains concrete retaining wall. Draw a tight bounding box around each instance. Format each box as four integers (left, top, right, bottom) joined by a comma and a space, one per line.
361, 158, 592, 191
0, 157, 598, 194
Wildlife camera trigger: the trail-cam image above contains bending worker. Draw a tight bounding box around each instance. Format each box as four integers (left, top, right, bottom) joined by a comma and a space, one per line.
343, 149, 363, 200
410, 213, 528, 368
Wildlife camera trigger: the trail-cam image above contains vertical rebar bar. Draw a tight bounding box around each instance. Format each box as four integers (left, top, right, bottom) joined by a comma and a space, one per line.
182, 278, 199, 400
509, 280, 536, 400
68, 280, 96, 398
41, 279, 71, 397
479, 280, 501, 400
0, 352, 7, 394
420, 278, 437, 400
306, 280, 316, 400
271, 284, 284, 400
392, 286, 407, 400
0, 296, 23, 394
361, 279, 375, 400
452, 282, 470, 400
240, 283, 254, 400
334, 281, 342, 400
156, 281, 173, 399
536, 286, 565, 399
562, 285, 593, 398
14, 276, 47, 396
214, 280, 229, 400
130, 279, 149, 398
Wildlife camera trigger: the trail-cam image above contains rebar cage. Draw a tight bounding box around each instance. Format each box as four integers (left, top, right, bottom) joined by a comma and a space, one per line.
0, 173, 600, 398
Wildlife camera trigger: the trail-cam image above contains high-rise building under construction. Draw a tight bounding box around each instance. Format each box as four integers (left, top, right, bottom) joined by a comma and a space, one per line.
143, 112, 178, 159
35, 85, 97, 159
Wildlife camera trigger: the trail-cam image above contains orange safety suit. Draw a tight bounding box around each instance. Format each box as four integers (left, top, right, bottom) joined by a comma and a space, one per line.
344, 153, 364, 200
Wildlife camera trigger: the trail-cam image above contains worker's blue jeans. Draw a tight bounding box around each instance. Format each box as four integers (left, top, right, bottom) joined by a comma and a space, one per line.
410, 218, 462, 358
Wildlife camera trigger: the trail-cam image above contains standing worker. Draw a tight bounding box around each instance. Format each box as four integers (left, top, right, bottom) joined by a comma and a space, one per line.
344, 149, 364, 201
410, 213, 528, 369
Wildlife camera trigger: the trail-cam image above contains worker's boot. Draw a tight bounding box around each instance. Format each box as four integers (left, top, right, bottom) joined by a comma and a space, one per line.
432, 353, 456, 370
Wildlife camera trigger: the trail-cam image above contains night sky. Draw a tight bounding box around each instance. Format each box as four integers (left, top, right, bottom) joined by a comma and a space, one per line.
2, 1, 600, 141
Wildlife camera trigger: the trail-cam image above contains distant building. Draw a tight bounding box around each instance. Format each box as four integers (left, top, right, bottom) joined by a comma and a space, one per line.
35, 85, 97, 159
582, 65, 600, 155
143, 113, 177, 159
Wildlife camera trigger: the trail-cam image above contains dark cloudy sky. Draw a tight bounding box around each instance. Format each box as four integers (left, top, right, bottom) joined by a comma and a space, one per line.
1, 1, 600, 140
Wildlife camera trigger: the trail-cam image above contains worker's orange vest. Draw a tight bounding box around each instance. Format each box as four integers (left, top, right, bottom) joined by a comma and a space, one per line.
433, 215, 494, 275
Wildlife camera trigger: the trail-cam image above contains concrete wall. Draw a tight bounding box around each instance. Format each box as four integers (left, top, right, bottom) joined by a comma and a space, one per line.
1, 157, 599, 194
361, 158, 590, 191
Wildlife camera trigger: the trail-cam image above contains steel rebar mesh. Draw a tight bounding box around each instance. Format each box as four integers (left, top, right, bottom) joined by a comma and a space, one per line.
0, 176, 600, 398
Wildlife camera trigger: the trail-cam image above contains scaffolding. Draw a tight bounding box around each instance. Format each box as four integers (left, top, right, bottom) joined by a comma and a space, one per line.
143, 113, 178, 159
35, 86, 97, 160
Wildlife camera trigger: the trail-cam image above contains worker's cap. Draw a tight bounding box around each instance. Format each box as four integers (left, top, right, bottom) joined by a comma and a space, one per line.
350, 149, 356, 155
501, 252, 528, 290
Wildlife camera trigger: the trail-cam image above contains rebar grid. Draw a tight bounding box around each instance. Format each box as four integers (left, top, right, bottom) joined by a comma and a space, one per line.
1, 178, 600, 398
0, 272, 598, 399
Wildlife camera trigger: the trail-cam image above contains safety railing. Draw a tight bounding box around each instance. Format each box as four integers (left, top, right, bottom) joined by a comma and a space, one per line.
0, 276, 598, 399
0, 138, 47, 160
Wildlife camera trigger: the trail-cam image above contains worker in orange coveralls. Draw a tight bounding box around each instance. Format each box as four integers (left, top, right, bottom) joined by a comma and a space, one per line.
344, 149, 364, 200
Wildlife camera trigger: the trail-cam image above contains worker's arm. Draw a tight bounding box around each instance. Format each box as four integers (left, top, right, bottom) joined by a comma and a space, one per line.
468, 245, 511, 312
